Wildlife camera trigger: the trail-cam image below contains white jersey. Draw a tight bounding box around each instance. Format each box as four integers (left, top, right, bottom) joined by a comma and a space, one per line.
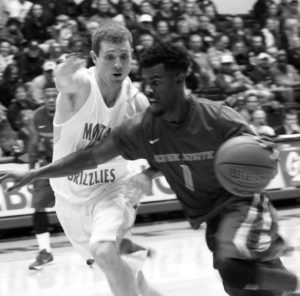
50, 67, 148, 203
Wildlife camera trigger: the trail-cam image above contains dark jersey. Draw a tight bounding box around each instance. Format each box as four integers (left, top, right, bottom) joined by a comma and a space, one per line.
30, 106, 53, 162
115, 98, 254, 222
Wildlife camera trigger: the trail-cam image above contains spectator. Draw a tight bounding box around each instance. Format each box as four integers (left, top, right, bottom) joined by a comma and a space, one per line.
116, 0, 139, 30
282, 0, 300, 20
231, 40, 251, 73
53, 0, 80, 19
0, 63, 22, 108
282, 18, 300, 49
16, 40, 46, 82
239, 92, 261, 123
248, 52, 274, 87
135, 31, 155, 59
29, 60, 56, 106
228, 16, 252, 45
248, 35, 266, 66
155, 20, 173, 43
0, 40, 15, 77
274, 108, 300, 135
215, 54, 248, 98
270, 50, 300, 103
207, 34, 232, 71
77, 0, 116, 27
46, 41, 64, 62
249, 109, 276, 136
174, 18, 191, 47
128, 57, 142, 89
261, 17, 281, 50
153, 0, 179, 32
7, 0, 33, 23
22, 3, 53, 42
0, 103, 20, 157
138, 0, 155, 17
0, 17, 26, 48
0, 0, 9, 30
188, 33, 216, 86
180, 1, 200, 33
197, 14, 213, 41
136, 14, 156, 37
7, 83, 37, 133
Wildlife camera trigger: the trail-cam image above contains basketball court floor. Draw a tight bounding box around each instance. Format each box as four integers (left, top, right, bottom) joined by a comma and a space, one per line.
1, 207, 300, 296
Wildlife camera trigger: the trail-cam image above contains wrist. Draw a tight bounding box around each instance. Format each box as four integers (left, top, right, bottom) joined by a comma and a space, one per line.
142, 167, 160, 180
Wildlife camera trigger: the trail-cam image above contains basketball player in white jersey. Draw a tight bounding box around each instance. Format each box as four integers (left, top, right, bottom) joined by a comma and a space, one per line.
48, 21, 162, 296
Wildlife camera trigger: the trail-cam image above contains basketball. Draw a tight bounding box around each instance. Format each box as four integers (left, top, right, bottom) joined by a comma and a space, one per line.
214, 135, 278, 197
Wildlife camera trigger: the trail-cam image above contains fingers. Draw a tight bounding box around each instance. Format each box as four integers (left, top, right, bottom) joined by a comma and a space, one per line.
6, 183, 19, 192
65, 54, 86, 68
0, 172, 10, 182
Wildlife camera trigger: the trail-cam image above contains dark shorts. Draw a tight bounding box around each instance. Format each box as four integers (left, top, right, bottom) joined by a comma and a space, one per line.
205, 193, 288, 296
31, 179, 55, 209
206, 193, 287, 263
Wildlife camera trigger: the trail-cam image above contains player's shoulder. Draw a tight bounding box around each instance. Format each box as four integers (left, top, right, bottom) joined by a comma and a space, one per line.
191, 96, 225, 116
193, 97, 242, 116
33, 105, 47, 118
123, 77, 149, 112
31, 106, 49, 125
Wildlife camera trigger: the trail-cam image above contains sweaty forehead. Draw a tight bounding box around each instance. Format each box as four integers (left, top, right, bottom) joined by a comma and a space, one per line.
100, 41, 131, 54
141, 64, 166, 79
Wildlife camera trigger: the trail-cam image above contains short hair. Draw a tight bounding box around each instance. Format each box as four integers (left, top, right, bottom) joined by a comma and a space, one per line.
139, 42, 190, 73
91, 21, 133, 56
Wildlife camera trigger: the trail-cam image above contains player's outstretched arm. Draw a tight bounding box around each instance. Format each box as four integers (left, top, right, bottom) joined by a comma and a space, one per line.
0, 135, 122, 192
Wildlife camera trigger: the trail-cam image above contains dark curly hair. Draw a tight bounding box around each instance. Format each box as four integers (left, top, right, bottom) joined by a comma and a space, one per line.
139, 42, 190, 73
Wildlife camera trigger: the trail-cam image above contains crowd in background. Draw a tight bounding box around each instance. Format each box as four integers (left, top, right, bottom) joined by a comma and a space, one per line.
1, 0, 300, 159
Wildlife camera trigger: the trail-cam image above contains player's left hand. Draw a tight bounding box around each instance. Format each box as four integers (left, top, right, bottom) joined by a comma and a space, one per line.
0, 171, 35, 192
127, 172, 153, 196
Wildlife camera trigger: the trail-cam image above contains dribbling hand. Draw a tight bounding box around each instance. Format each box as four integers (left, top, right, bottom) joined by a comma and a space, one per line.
0, 171, 35, 192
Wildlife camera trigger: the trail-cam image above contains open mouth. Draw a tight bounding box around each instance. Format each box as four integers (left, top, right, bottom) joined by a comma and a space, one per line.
113, 73, 122, 77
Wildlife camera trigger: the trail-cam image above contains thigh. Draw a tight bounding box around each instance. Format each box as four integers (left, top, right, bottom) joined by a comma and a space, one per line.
31, 179, 55, 209
55, 198, 92, 260
89, 188, 137, 246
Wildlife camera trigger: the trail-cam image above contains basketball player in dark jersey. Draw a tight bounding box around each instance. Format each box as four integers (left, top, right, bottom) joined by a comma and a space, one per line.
27, 82, 57, 270
1, 42, 300, 295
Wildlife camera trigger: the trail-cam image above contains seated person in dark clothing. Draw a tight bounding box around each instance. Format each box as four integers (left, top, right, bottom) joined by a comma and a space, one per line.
274, 108, 300, 135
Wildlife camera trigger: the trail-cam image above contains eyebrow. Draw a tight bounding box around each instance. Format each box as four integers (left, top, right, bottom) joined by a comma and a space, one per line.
103, 49, 130, 54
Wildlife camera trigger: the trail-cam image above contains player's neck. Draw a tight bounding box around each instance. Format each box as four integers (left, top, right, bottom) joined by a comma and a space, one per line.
97, 77, 122, 108
164, 97, 190, 124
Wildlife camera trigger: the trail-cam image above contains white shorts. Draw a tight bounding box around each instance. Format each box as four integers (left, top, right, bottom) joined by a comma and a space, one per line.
54, 181, 142, 260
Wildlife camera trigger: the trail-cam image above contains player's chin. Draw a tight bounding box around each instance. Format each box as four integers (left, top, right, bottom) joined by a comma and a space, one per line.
150, 105, 164, 117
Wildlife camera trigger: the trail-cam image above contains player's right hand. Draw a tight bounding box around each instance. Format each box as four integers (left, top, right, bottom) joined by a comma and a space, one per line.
0, 171, 35, 192
55, 54, 86, 76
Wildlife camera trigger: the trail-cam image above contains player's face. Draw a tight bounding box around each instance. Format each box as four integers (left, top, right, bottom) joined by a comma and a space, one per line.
44, 87, 58, 116
142, 63, 179, 116
91, 40, 132, 85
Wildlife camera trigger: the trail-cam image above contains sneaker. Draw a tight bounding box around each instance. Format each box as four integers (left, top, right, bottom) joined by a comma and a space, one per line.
29, 249, 53, 270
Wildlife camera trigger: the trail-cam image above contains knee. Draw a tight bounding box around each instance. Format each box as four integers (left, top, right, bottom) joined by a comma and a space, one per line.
90, 241, 119, 268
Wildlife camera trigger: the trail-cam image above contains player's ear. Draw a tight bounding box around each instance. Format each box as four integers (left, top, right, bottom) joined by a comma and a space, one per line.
90, 50, 97, 65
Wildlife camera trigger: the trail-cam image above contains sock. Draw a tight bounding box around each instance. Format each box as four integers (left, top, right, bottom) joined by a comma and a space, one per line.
36, 232, 51, 253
